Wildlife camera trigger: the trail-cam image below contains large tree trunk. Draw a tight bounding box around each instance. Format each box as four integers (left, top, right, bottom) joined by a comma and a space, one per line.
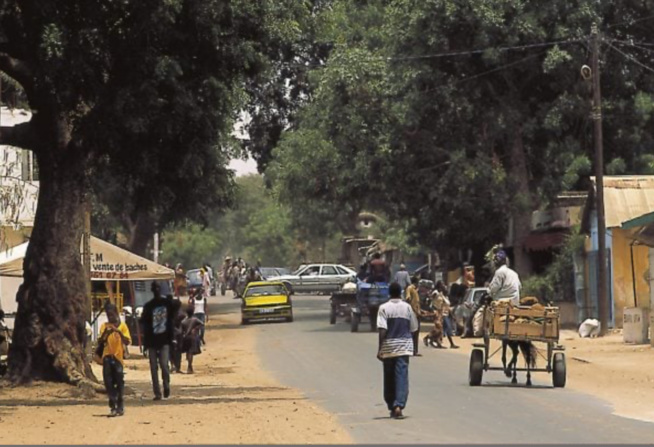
509, 127, 533, 279
8, 121, 96, 386
125, 208, 155, 257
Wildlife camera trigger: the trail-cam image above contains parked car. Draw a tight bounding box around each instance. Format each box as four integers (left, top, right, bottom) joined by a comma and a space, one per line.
259, 267, 285, 279
275, 264, 357, 294
241, 281, 293, 324
186, 268, 215, 296
452, 287, 489, 335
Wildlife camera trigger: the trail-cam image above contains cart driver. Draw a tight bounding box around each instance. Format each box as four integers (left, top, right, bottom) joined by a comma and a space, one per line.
368, 253, 389, 283
487, 250, 521, 306
462, 250, 521, 338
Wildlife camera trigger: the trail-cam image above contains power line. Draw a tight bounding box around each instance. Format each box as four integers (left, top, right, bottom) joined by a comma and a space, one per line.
611, 38, 654, 47
607, 41, 654, 75
453, 50, 548, 85
612, 39, 654, 57
384, 39, 582, 62
606, 14, 654, 30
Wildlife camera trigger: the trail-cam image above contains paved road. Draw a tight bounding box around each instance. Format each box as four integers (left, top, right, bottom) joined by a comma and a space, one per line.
216, 294, 654, 443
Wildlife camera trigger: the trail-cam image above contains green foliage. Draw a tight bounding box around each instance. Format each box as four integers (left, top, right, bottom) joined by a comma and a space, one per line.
161, 224, 223, 269
267, 0, 654, 270
522, 226, 586, 302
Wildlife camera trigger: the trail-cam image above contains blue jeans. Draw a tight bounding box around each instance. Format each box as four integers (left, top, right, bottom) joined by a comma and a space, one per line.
383, 356, 409, 411
443, 315, 454, 337
102, 356, 124, 412
148, 345, 170, 398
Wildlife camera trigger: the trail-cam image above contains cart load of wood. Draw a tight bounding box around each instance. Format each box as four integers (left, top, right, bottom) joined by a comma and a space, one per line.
488, 300, 560, 342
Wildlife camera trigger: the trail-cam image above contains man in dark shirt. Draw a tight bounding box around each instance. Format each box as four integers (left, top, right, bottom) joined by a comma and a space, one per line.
369, 253, 389, 283
141, 282, 175, 400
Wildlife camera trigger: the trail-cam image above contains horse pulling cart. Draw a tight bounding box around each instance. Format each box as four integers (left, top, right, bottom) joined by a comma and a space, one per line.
468, 299, 566, 388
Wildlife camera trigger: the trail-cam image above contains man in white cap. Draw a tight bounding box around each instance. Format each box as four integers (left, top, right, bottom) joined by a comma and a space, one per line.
394, 263, 411, 296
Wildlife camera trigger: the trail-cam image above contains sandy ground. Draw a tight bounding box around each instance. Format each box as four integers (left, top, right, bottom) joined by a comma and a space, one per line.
0, 310, 352, 445
439, 327, 654, 424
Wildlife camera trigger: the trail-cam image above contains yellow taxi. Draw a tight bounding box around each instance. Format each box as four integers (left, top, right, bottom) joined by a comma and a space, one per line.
241, 281, 293, 324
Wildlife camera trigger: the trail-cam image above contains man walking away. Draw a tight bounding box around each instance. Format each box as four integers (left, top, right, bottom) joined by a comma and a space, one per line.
404, 276, 422, 356
394, 264, 411, 296
377, 282, 419, 419
181, 307, 204, 374
99, 304, 131, 416
141, 282, 175, 400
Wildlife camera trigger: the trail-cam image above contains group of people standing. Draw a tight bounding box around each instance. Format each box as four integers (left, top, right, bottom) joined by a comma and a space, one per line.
97, 281, 209, 417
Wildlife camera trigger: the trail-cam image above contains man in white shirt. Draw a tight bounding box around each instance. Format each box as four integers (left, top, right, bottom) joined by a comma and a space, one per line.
462, 250, 521, 338
377, 282, 419, 419
488, 250, 521, 305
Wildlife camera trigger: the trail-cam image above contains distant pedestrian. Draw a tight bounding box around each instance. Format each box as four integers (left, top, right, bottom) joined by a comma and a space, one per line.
404, 276, 422, 356
189, 288, 209, 345
377, 282, 418, 419
174, 263, 187, 298
170, 297, 185, 374
99, 304, 131, 417
394, 264, 411, 295
181, 307, 204, 374
141, 282, 175, 400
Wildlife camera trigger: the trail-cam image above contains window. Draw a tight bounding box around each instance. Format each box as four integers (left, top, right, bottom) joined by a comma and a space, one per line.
322, 266, 338, 276
21, 150, 39, 181
301, 266, 320, 276
245, 284, 286, 297
336, 266, 349, 275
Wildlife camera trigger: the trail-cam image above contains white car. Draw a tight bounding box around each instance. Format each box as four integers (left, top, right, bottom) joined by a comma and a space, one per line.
276, 264, 356, 294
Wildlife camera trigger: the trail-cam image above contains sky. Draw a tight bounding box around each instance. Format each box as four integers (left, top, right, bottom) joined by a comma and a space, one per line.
228, 157, 259, 177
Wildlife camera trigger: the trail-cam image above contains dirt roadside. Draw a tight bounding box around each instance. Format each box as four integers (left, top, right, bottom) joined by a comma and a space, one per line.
435, 327, 654, 424
0, 309, 352, 445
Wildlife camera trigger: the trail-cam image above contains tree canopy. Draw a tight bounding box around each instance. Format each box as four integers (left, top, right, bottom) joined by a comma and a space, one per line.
268, 0, 654, 275
0, 0, 309, 384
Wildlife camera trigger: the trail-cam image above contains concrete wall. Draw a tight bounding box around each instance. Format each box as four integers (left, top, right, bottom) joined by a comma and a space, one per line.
611, 229, 650, 328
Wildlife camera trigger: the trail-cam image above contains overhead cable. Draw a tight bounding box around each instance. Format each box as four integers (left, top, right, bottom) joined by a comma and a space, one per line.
607, 41, 654, 75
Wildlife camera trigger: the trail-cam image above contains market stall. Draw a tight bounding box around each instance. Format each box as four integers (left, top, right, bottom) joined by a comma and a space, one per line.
0, 236, 174, 343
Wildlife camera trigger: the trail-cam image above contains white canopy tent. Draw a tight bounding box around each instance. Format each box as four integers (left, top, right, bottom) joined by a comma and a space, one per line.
0, 236, 174, 280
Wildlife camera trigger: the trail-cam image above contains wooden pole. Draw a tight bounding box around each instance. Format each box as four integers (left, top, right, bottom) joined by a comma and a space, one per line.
592, 23, 609, 335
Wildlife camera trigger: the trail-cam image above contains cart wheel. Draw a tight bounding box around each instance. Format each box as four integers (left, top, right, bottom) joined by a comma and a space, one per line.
329, 306, 336, 324
552, 352, 566, 388
469, 349, 484, 386
286, 313, 294, 323
220, 284, 226, 296
241, 317, 250, 325
351, 313, 360, 333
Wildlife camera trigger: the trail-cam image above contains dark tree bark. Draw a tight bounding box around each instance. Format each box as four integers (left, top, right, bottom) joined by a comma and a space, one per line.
509, 127, 533, 279
7, 116, 97, 387
124, 208, 155, 258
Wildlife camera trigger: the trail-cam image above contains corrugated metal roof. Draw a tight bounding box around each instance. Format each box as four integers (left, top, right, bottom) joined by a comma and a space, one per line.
591, 176, 654, 228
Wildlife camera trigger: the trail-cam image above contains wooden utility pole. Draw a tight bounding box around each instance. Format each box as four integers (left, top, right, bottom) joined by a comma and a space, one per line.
592, 23, 609, 335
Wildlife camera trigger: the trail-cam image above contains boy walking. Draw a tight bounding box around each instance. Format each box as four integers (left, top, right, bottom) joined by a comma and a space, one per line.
99, 304, 131, 417
376, 282, 419, 419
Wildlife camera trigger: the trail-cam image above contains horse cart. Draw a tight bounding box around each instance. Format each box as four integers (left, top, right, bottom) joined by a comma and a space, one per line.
350, 281, 390, 332
329, 282, 357, 324
468, 299, 566, 388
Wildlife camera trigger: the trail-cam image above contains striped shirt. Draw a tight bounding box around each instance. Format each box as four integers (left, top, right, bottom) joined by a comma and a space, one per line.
377, 299, 419, 358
